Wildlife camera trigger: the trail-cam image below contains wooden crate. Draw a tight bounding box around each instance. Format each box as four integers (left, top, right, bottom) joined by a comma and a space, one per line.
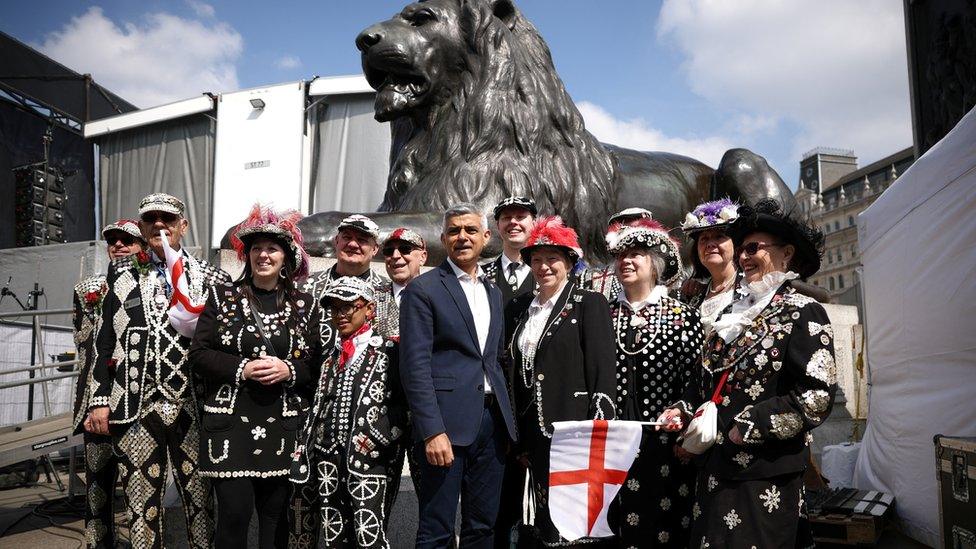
809, 512, 887, 546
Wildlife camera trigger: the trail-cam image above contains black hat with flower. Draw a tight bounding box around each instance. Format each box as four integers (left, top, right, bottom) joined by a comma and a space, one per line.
729, 198, 825, 279
230, 204, 311, 281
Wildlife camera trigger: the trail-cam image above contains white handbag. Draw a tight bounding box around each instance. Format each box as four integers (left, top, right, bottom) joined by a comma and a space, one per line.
680, 369, 731, 455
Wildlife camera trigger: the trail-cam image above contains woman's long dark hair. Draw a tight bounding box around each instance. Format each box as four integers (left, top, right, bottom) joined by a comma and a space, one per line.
235, 236, 300, 314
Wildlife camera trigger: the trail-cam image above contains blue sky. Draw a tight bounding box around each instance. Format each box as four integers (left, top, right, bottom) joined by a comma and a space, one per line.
1, 0, 912, 188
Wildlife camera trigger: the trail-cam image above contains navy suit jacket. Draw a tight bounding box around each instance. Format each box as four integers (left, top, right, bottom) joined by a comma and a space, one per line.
399, 260, 517, 447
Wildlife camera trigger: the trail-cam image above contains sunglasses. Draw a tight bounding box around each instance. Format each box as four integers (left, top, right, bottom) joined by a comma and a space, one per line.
105, 235, 137, 246
141, 212, 179, 224
738, 241, 782, 256
382, 243, 418, 257
332, 301, 367, 317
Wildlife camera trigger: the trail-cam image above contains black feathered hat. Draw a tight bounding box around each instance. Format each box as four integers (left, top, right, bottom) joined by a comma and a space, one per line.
729, 199, 825, 279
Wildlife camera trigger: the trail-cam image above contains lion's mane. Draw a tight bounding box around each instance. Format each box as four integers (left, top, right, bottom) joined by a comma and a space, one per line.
380, 0, 616, 253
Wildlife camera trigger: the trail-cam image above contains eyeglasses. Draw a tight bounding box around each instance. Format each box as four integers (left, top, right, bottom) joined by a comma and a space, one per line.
141, 212, 179, 224
738, 241, 782, 256
332, 302, 367, 317
382, 243, 418, 257
105, 235, 137, 246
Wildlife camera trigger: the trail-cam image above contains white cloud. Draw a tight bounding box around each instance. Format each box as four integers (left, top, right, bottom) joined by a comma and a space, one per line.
657, 0, 911, 166
186, 0, 215, 19
36, 6, 242, 108
275, 55, 302, 70
578, 101, 734, 169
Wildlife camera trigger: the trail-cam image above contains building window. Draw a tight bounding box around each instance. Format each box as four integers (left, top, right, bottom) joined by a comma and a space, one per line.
837, 250, 842, 262
848, 215, 855, 226
829, 277, 835, 291
838, 274, 845, 289
827, 251, 833, 264
834, 220, 840, 231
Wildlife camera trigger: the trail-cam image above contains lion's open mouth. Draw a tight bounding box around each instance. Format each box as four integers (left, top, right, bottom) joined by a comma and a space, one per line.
379, 73, 428, 98
363, 52, 430, 120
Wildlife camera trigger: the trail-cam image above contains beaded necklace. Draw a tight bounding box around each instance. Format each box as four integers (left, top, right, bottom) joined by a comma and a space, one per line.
613, 302, 662, 356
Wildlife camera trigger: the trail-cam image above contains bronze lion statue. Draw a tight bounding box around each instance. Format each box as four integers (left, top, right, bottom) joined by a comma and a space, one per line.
298, 0, 795, 263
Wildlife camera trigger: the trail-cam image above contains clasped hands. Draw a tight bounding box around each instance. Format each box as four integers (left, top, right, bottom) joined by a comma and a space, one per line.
243, 356, 292, 385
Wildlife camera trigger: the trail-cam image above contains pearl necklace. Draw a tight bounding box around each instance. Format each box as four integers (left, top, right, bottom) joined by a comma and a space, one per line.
708, 276, 734, 295
613, 304, 662, 356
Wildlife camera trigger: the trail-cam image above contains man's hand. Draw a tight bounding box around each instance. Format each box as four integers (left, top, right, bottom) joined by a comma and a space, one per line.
88, 406, 110, 435
425, 433, 454, 467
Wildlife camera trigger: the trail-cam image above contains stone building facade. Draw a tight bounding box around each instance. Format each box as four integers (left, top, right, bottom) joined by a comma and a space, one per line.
794, 147, 915, 306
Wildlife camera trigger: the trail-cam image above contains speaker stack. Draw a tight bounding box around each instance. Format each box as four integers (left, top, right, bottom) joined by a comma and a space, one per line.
13, 163, 66, 247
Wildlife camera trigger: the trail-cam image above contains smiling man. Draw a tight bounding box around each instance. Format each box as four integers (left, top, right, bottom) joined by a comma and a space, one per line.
374, 227, 428, 339
71, 218, 145, 548
89, 193, 229, 549
484, 196, 537, 307
302, 214, 389, 351
399, 203, 517, 548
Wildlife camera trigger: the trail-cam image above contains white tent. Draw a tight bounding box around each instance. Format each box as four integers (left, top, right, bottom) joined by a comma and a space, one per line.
853, 106, 976, 546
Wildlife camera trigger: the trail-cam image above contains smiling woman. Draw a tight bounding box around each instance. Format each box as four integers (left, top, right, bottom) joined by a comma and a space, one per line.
190, 204, 319, 549
605, 220, 702, 547
659, 199, 833, 549
504, 216, 617, 547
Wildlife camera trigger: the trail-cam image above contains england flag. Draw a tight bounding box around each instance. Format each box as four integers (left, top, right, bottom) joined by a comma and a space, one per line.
548, 420, 643, 541
160, 230, 205, 337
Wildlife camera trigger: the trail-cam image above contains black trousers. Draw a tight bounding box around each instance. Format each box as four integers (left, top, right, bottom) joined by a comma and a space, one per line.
83, 431, 118, 548
213, 476, 290, 549
493, 455, 526, 549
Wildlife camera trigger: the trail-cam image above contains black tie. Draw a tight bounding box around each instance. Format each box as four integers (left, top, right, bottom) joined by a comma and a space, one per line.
507, 262, 520, 290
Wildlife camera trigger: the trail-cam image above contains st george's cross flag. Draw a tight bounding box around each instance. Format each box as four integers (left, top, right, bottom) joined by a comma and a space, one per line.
548, 420, 642, 541
160, 230, 205, 337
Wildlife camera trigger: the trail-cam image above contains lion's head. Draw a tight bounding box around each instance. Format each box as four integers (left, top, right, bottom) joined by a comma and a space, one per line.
356, 0, 616, 257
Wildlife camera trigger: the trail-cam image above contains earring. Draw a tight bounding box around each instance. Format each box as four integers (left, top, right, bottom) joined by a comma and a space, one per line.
279, 270, 287, 279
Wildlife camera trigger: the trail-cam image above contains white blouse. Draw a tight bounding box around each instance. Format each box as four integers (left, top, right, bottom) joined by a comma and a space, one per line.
518, 281, 567, 359
712, 271, 799, 343
699, 288, 735, 333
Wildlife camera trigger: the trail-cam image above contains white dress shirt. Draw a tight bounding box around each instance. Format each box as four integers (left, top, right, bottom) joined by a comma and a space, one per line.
349, 327, 375, 365
447, 258, 493, 393
500, 253, 531, 288
392, 282, 406, 307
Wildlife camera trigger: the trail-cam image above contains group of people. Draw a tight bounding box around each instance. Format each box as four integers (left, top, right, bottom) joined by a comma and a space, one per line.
71, 190, 837, 549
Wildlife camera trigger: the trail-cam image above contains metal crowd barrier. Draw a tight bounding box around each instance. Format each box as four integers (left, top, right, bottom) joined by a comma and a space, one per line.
0, 307, 84, 495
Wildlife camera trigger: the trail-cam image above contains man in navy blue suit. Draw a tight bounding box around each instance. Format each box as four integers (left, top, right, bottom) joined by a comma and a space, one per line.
400, 203, 518, 549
